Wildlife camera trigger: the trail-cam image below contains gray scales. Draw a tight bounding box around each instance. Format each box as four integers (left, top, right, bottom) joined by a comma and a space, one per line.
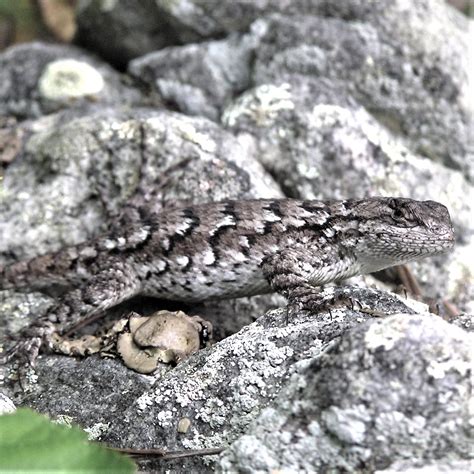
1, 197, 455, 367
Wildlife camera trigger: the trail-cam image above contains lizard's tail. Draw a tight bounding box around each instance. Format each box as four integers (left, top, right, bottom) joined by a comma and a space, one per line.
0, 247, 85, 291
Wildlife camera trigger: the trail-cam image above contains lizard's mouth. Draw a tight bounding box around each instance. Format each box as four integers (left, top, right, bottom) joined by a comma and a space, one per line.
437, 233, 455, 249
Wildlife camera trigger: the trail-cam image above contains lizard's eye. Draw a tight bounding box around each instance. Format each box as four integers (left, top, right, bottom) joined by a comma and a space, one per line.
391, 207, 416, 226
391, 208, 405, 220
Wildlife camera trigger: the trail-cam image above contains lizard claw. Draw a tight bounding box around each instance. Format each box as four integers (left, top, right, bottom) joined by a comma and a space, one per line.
4, 336, 42, 368
2, 321, 56, 369
287, 286, 356, 316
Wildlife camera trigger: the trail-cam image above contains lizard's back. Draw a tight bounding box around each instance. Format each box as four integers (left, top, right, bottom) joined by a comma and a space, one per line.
127, 199, 332, 301
0, 199, 333, 302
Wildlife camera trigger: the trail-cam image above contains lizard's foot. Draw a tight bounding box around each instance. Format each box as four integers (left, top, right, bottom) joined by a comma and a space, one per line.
3, 321, 56, 369
288, 285, 355, 316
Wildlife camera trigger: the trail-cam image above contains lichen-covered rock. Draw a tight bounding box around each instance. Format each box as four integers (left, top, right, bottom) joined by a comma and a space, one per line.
75, 0, 472, 182
74, 0, 309, 66
100, 287, 417, 472
376, 459, 474, 474
218, 314, 474, 472
0, 43, 140, 118
0, 393, 16, 415
23, 357, 155, 436
250, 5, 473, 180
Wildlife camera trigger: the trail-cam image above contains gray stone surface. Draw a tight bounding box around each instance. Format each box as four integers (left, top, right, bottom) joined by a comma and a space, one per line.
0, 43, 140, 119
0, 392, 15, 414
23, 356, 156, 434
218, 313, 474, 472
74, 0, 181, 69
376, 459, 474, 474
74, 0, 309, 64
250, 2, 473, 181
100, 287, 418, 472
129, 34, 256, 121
74, 0, 473, 182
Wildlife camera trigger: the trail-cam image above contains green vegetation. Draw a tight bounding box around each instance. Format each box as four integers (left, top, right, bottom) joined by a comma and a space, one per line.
0, 408, 135, 473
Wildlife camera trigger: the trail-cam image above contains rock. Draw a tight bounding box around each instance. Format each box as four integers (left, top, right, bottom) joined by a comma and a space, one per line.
250, 5, 472, 180
218, 314, 473, 472
75, 0, 473, 181
0, 393, 16, 415
195, 292, 286, 341
74, 0, 311, 67
0, 43, 140, 119
100, 287, 417, 472
21, 356, 156, 436
74, 0, 181, 69
375, 459, 474, 474
0, 117, 22, 165
129, 33, 256, 121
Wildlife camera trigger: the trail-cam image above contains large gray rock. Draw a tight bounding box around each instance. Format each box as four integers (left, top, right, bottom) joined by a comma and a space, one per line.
250, 5, 473, 181
75, 0, 473, 184
99, 287, 420, 472
0, 43, 140, 119
74, 0, 308, 66
218, 313, 474, 472
74, 0, 181, 69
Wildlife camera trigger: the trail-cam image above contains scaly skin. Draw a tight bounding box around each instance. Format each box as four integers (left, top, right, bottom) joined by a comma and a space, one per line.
1, 197, 455, 367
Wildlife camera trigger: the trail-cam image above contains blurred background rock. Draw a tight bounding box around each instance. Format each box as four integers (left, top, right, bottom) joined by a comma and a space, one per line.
0, 1, 472, 54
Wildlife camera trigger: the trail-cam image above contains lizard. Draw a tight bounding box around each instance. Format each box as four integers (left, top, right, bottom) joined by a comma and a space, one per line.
0, 197, 455, 368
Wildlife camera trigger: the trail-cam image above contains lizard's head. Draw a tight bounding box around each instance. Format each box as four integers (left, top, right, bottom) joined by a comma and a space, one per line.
345, 197, 455, 273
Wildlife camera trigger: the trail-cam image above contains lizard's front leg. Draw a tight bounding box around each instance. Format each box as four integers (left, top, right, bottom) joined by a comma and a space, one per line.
6, 260, 142, 368
261, 248, 355, 314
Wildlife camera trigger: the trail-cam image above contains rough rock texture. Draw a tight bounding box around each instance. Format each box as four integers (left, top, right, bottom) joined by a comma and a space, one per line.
0, 43, 140, 119
99, 288, 419, 472
218, 314, 474, 472
250, 4, 473, 181
74, 0, 307, 66
23, 357, 156, 436
375, 459, 474, 474
0, 392, 16, 415
128, 34, 256, 121
74, 0, 473, 179
74, 0, 181, 69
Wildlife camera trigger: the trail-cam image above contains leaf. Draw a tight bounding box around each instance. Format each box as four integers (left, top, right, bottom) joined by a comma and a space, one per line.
0, 408, 135, 473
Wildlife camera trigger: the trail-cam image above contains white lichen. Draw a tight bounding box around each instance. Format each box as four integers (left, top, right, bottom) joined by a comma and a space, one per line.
38, 59, 104, 101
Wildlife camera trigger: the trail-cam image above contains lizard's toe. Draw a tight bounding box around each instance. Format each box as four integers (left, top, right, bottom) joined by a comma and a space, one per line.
3, 321, 56, 369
